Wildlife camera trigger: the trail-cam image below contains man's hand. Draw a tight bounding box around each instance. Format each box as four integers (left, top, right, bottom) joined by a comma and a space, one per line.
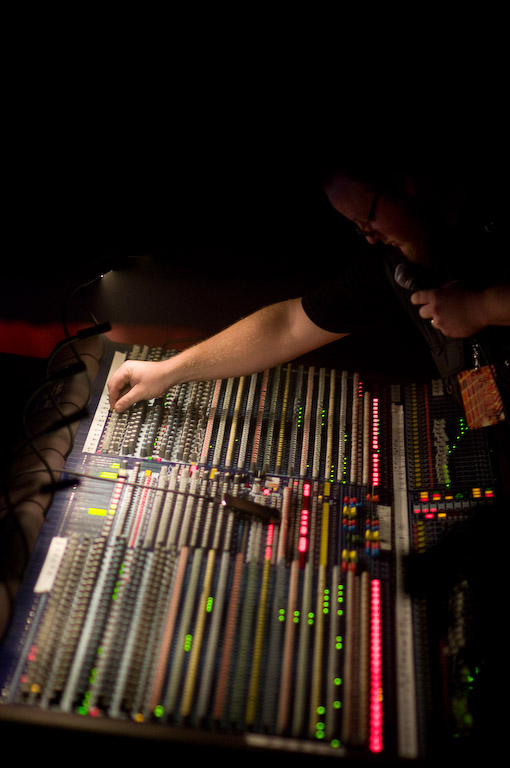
410, 283, 489, 338
108, 360, 172, 413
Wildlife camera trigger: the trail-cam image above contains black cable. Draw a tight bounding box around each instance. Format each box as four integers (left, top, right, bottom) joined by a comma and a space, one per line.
1, 331, 105, 598
61, 274, 104, 340
2, 463, 280, 524
1, 260, 123, 630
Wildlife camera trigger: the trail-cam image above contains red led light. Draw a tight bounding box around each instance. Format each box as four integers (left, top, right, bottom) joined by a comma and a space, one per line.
265, 524, 274, 560
370, 579, 383, 753
372, 398, 380, 486
298, 503, 309, 560
300, 509, 309, 536
372, 452, 380, 486
27, 645, 38, 663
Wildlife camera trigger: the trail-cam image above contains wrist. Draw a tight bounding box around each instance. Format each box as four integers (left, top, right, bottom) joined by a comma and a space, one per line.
479, 284, 510, 328
158, 347, 203, 389
157, 356, 182, 390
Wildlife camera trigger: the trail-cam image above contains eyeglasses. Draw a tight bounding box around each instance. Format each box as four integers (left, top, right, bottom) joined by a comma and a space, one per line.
354, 189, 379, 238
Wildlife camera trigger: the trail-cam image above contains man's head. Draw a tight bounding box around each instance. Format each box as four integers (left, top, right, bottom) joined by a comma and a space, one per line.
321, 159, 468, 266
315, 124, 470, 268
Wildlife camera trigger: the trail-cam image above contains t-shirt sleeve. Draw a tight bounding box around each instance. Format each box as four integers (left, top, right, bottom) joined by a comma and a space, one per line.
301, 247, 399, 334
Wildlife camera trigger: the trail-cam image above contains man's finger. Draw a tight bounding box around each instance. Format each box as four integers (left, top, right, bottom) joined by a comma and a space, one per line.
418, 304, 433, 320
107, 365, 133, 409
410, 290, 430, 306
112, 387, 140, 414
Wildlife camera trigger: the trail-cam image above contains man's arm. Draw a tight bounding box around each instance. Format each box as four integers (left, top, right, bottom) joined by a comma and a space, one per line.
107, 298, 347, 413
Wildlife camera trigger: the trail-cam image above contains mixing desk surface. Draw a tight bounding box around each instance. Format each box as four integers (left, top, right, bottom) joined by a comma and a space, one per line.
0, 338, 503, 761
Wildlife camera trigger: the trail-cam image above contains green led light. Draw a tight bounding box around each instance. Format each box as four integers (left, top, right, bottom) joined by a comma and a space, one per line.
317, 706, 325, 715
154, 705, 164, 718
330, 739, 340, 748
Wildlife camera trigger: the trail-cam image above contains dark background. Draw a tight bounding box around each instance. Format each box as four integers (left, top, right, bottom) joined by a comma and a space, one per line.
2, 80, 501, 466
1, 97, 443, 463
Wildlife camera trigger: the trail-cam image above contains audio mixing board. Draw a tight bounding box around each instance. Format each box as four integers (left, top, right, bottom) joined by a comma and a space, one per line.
0, 339, 498, 760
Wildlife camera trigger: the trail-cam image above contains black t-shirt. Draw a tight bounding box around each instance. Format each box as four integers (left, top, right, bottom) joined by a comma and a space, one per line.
301, 208, 510, 416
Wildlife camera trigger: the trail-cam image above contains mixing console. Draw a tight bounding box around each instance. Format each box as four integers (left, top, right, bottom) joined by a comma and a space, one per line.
0, 340, 497, 760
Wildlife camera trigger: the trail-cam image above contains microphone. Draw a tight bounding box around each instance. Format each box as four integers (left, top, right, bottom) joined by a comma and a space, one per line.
221, 493, 280, 523
394, 262, 444, 293
394, 262, 418, 291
